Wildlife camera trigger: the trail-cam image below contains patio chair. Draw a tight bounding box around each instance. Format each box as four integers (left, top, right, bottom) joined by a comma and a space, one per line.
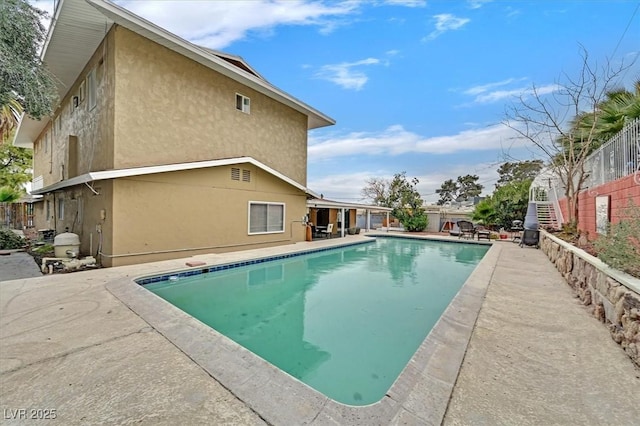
475, 225, 491, 241
457, 220, 475, 239
320, 223, 334, 239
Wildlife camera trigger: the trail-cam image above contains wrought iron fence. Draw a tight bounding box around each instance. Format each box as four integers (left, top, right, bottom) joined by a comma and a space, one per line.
584, 118, 640, 188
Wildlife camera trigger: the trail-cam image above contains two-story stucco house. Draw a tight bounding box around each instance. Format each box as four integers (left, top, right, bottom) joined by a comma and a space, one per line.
13, 0, 335, 267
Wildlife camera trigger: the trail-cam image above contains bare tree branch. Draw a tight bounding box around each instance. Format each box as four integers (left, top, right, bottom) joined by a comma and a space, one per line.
503, 46, 634, 225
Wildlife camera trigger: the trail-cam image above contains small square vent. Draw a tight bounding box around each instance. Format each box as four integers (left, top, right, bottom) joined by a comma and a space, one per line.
231, 167, 240, 180
242, 169, 251, 182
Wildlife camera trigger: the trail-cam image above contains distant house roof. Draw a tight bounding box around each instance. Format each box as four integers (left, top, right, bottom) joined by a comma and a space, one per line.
30, 156, 321, 197
14, 0, 334, 148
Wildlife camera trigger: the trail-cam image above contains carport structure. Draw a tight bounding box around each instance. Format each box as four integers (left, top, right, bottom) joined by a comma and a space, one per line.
306, 198, 393, 238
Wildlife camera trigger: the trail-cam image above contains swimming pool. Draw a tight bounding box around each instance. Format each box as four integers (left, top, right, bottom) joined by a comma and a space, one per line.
140, 237, 488, 406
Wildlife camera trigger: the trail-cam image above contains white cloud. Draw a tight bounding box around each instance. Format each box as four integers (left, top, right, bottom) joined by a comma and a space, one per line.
308, 124, 526, 161
463, 78, 524, 96
115, 0, 359, 49
474, 84, 559, 103
467, 0, 493, 9
315, 58, 381, 90
460, 79, 561, 104
384, 0, 427, 7
424, 14, 470, 41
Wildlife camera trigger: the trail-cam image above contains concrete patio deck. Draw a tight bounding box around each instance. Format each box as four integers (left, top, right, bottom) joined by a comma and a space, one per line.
1, 233, 638, 425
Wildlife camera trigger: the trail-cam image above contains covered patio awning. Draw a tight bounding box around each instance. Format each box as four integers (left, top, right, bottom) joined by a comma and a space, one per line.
306, 198, 393, 237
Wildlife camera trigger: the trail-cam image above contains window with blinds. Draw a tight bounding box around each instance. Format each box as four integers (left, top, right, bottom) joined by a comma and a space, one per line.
249, 202, 284, 234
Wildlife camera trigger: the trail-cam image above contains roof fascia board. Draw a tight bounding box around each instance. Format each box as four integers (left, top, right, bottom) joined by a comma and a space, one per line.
306, 200, 393, 211
85, 0, 334, 129
31, 157, 315, 196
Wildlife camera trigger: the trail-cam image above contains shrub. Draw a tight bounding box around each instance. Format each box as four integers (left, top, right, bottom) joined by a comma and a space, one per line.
401, 214, 428, 232
0, 229, 26, 250
594, 201, 640, 278
32, 243, 54, 256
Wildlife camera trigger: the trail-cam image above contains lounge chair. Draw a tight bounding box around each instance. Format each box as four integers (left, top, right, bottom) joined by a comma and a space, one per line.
457, 220, 475, 239
320, 223, 334, 239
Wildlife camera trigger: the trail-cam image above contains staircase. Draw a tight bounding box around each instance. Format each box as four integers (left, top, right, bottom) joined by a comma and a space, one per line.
536, 202, 560, 230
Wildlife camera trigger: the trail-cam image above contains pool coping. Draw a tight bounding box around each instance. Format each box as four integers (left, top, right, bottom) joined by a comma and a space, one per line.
106, 235, 501, 425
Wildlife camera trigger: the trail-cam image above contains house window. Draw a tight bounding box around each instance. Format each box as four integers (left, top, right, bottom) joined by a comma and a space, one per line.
58, 198, 64, 220
44, 131, 49, 153
231, 167, 240, 180
242, 169, 251, 182
236, 94, 250, 114
249, 202, 284, 234
79, 81, 86, 103
87, 69, 97, 110
46, 200, 51, 220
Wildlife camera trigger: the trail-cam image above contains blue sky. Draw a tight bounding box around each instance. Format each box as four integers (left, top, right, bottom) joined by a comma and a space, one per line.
36, 0, 639, 203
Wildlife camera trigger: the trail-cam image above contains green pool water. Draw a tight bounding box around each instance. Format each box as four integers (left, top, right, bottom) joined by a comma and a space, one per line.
144, 237, 488, 405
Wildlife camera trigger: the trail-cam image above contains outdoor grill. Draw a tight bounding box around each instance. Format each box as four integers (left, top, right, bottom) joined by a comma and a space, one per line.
519, 202, 540, 249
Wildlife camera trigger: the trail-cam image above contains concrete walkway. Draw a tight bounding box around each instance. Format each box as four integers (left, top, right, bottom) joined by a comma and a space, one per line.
0, 251, 43, 282
444, 247, 640, 425
0, 238, 638, 425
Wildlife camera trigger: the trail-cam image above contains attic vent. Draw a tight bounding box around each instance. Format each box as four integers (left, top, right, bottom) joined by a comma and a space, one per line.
231, 167, 240, 180
242, 169, 251, 182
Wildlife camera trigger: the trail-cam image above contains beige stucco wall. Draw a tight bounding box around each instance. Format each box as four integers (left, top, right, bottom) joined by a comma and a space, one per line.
104, 164, 307, 267
36, 181, 114, 260
32, 29, 116, 192
28, 24, 319, 265
112, 27, 308, 185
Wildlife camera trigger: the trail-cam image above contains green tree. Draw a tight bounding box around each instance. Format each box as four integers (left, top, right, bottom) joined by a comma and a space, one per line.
387, 172, 428, 232
473, 179, 532, 230
496, 160, 544, 188
0, 143, 32, 192
0, 0, 58, 120
436, 179, 459, 205
456, 174, 483, 201
491, 179, 531, 228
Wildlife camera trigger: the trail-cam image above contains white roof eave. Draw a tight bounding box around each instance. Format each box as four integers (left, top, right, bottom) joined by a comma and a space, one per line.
31, 157, 315, 197
306, 198, 393, 212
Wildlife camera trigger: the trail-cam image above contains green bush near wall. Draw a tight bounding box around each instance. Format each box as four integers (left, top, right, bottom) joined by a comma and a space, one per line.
0, 229, 26, 250
594, 201, 640, 278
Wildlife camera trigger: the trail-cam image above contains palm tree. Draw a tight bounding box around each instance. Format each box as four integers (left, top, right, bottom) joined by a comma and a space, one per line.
0, 94, 23, 142
575, 80, 640, 148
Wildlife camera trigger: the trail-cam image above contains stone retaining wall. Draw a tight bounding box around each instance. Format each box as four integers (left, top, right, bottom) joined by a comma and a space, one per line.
540, 232, 640, 367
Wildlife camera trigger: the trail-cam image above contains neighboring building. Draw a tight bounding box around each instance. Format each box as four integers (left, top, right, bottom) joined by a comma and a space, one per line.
13, 0, 334, 266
